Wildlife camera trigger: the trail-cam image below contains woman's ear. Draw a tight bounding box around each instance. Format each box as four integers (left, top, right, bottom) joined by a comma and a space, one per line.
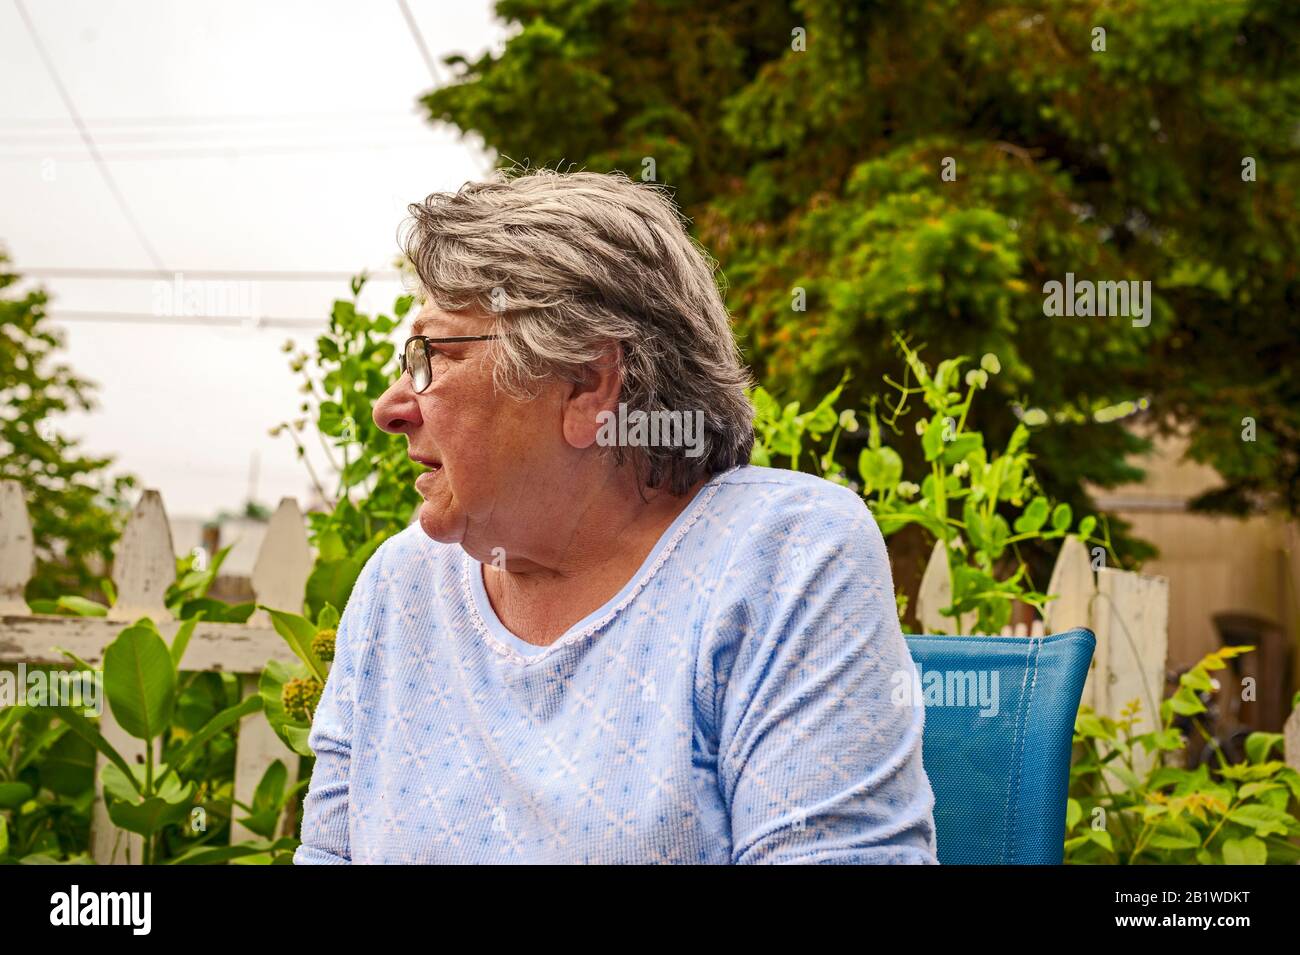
562, 341, 622, 450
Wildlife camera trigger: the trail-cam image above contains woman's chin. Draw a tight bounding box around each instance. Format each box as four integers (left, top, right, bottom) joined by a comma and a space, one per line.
416, 500, 464, 544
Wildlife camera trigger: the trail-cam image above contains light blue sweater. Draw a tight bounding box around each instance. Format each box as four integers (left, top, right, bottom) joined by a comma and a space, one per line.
294, 464, 938, 864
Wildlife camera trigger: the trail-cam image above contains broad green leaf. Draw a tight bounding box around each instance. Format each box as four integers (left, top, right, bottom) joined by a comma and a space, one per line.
262, 608, 327, 681
167, 836, 297, 865
1050, 502, 1073, 534
921, 415, 946, 461
1222, 836, 1267, 865
169, 614, 202, 668
56, 596, 108, 617
0, 782, 33, 809
858, 447, 902, 493
940, 432, 982, 466
49, 706, 139, 796
259, 660, 315, 757
1087, 828, 1113, 852
1244, 732, 1282, 765
105, 783, 196, 837
1228, 804, 1294, 838
253, 759, 288, 814
37, 731, 95, 796
160, 695, 262, 785
1147, 819, 1200, 850
104, 623, 176, 741
1014, 497, 1049, 534
1065, 799, 1082, 831
317, 603, 340, 631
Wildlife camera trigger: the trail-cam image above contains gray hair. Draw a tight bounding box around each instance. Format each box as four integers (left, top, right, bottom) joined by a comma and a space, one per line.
400, 166, 755, 495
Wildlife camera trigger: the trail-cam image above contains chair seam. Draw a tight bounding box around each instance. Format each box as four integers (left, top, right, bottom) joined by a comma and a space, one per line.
1004, 636, 1043, 863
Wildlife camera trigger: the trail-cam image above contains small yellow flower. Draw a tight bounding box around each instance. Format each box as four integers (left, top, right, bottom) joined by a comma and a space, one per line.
312, 628, 337, 663
282, 677, 323, 721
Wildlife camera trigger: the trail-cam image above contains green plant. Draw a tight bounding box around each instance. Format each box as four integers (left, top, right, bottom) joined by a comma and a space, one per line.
259, 603, 338, 758
162, 544, 255, 623
0, 700, 95, 863
48, 618, 296, 864
1067, 646, 1300, 864
270, 273, 422, 620
752, 337, 1113, 633
421, 0, 1300, 524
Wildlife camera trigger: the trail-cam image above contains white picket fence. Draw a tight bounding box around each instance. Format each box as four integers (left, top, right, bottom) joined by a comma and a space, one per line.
0, 479, 312, 864
916, 536, 1170, 728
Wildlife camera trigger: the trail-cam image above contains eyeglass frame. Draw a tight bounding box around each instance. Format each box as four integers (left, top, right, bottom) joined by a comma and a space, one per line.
398, 334, 500, 393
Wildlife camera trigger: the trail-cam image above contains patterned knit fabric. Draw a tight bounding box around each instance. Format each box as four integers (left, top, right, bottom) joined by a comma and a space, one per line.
294, 464, 938, 864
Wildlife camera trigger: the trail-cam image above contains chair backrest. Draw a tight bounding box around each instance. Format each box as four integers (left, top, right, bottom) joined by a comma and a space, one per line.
904, 628, 1095, 865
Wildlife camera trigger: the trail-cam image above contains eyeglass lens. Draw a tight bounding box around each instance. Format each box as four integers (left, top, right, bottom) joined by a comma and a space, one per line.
403, 338, 431, 392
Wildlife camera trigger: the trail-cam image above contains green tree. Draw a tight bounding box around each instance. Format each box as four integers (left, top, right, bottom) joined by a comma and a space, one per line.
0, 252, 137, 604
419, 0, 1300, 558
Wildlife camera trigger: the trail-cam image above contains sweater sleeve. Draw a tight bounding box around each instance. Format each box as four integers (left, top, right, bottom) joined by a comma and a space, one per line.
714, 486, 939, 865
293, 545, 386, 865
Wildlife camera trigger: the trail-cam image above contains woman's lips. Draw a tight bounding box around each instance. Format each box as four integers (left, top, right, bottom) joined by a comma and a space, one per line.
415, 465, 442, 496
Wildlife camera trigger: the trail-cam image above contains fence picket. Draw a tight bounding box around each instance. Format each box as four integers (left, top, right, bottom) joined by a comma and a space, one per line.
233, 497, 315, 845
93, 489, 178, 863
1093, 567, 1170, 775
1045, 536, 1099, 704
0, 481, 34, 614
110, 490, 176, 622
1286, 706, 1300, 772
917, 540, 975, 635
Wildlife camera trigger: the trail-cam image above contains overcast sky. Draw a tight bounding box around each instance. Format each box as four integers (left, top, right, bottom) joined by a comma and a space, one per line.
1, 0, 507, 518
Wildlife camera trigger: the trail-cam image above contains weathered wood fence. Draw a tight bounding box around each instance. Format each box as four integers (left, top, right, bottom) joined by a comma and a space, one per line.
916, 534, 1300, 774
917, 535, 1171, 729
0, 479, 312, 864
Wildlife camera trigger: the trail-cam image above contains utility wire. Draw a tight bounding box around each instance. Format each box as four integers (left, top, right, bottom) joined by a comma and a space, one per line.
396, 0, 442, 86
0, 137, 440, 162
21, 267, 404, 282
0, 110, 417, 129
46, 309, 327, 329
12, 0, 166, 273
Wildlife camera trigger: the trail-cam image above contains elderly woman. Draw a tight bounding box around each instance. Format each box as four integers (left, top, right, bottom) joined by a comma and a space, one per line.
294, 168, 938, 865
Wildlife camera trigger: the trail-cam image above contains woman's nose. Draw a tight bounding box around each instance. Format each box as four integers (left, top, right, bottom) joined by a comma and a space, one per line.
372, 378, 421, 434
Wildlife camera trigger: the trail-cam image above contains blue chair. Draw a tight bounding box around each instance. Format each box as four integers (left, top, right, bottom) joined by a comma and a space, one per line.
904, 627, 1096, 864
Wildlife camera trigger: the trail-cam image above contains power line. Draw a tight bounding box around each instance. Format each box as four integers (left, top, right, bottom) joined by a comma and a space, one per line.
0, 118, 420, 141
0, 110, 418, 129
46, 309, 328, 329
396, 0, 442, 86
21, 267, 404, 282
12, 0, 166, 272
0, 137, 442, 162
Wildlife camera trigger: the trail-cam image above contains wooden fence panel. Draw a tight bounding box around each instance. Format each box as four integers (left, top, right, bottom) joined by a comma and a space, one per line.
0, 480, 34, 615
913, 529, 1172, 732
94, 489, 174, 864
233, 497, 314, 844
0, 480, 313, 863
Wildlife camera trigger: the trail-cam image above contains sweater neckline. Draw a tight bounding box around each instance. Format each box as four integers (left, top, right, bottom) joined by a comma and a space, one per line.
462, 471, 728, 665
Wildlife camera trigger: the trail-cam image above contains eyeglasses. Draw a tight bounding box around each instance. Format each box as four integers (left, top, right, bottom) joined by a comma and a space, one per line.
399, 334, 499, 393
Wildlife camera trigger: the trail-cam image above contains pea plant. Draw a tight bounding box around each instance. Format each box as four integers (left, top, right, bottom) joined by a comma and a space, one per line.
269, 273, 424, 621
751, 335, 1114, 634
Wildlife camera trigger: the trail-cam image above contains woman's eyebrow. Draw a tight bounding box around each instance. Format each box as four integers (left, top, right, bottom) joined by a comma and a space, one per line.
411, 315, 451, 337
